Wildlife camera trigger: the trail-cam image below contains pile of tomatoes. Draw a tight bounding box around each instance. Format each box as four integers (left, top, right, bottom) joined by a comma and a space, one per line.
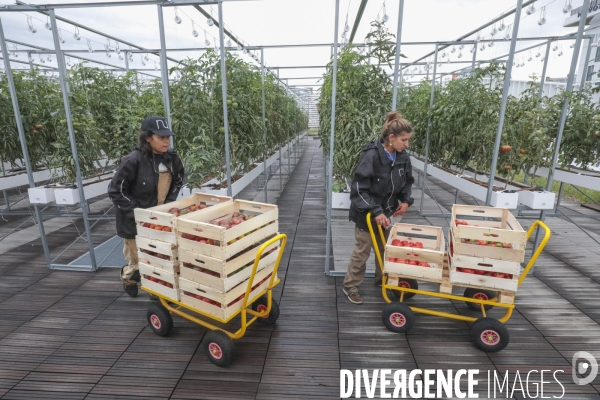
387, 239, 431, 268
140, 248, 172, 261
183, 290, 221, 307
454, 220, 513, 248
143, 274, 174, 288
141, 222, 172, 232
455, 267, 514, 279
167, 203, 211, 217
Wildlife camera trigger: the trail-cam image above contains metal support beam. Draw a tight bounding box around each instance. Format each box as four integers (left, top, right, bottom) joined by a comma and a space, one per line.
419, 44, 438, 216
537, 40, 552, 100
261, 48, 268, 203
325, 0, 340, 276
349, 0, 368, 44
391, 0, 404, 111
157, 5, 173, 147
485, 0, 523, 206
217, 0, 232, 198
49, 9, 97, 270
579, 38, 592, 90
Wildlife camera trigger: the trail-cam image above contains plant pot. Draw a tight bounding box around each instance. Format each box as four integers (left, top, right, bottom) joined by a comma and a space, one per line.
28, 187, 55, 204
54, 174, 113, 205
532, 166, 600, 191
518, 190, 555, 210
331, 192, 351, 209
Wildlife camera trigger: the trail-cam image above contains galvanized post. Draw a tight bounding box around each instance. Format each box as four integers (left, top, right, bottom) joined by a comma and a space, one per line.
485, 0, 524, 206
217, 0, 233, 198
556, 182, 565, 209
125, 51, 130, 72
537, 40, 552, 100
261, 48, 268, 203
533, 0, 591, 258
579, 38, 592, 91
325, 0, 340, 276
157, 5, 173, 148
28, 52, 34, 71
49, 9, 97, 270
0, 18, 51, 267
391, 0, 404, 111
419, 44, 438, 216
471, 42, 477, 73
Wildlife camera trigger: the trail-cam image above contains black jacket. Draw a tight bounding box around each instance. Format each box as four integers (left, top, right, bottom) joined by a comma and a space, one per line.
108, 147, 184, 239
348, 140, 414, 230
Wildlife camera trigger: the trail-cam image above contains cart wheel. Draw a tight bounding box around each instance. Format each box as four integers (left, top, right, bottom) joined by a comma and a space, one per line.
397, 278, 418, 300
202, 330, 236, 368
382, 303, 414, 334
464, 288, 497, 311
251, 295, 280, 324
470, 318, 510, 352
385, 289, 399, 302
147, 304, 173, 337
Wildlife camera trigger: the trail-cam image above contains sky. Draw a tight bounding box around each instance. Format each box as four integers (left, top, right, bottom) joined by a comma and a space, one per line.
0, 0, 590, 93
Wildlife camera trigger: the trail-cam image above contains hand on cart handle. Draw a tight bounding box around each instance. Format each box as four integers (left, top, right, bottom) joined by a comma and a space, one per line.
374, 214, 391, 227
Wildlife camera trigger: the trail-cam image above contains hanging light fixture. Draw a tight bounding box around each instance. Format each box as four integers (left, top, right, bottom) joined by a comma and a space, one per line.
87, 39, 93, 52
207, 17, 214, 26
45, 16, 52, 30
538, 7, 546, 26
66, 56, 71, 67
504, 24, 511, 40
558, 46, 563, 57
27, 15, 37, 33
58, 29, 65, 44
569, 41, 575, 48
38, 53, 45, 64
450, 46, 456, 53
527, 52, 532, 62
536, 49, 541, 57
144, 53, 149, 61
118, 53, 124, 61
73, 26, 81, 40
382, 1, 389, 23
204, 31, 211, 47
128, 51, 134, 62
28, 52, 33, 63
526, 4, 536, 15
11, 44, 18, 58
441, 51, 446, 58
458, 52, 462, 58
115, 42, 120, 54
498, 19, 506, 31
563, 0, 573, 14
154, 61, 158, 71
470, 44, 475, 53
174, 7, 182, 24
480, 42, 485, 51
491, 23, 497, 36
47, 54, 52, 62
552, 42, 559, 51
226, 39, 232, 47
141, 54, 146, 66
236, 43, 242, 51
192, 21, 199, 37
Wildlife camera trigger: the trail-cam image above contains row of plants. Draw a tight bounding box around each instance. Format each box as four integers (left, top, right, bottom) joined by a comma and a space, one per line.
318, 24, 600, 192
0, 50, 307, 190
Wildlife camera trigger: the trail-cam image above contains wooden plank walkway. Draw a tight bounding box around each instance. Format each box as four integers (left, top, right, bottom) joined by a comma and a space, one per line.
0, 139, 598, 398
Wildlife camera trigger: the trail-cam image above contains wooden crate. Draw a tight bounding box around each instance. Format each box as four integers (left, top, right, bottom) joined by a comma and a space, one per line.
178, 264, 276, 321
135, 193, 232, 244
451, 204, 526, 262
179, 240, 279, 292
448, 235, 521, 277
136, 236, 179, 273
383, 223, 446, 282
448, 251, 518, 292
175, 200, 278, 260
139, 262, 180, 301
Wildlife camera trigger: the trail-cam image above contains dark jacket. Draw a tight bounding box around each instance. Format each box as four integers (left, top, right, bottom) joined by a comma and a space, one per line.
349, 140, 414, 230
108, 147, 184, 239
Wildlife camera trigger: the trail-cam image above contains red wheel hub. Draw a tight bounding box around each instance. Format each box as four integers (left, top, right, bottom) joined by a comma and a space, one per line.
473, 292, 489, 307
208, 342, 223, 359
389, 312, 406, 327
150, 314, 161, 330
256, 304, 269, 318
480, 329, 500, 346
398, 281, 411, 289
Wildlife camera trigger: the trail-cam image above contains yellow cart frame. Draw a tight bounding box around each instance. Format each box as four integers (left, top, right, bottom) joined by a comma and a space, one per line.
142, 233, 287, 342
367, 214, 551, 322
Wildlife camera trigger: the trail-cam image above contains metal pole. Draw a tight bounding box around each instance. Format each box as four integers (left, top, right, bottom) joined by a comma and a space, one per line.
0, 17, 52, 267
471, 42, 477, 72
391, 0, 404, 111
537, 40, 552, 100
325, 0, 340, 276
533, 0, 590, 258
157, 5, 173, 148
28, 52, 34, 71
556, 182, 564, 209
125, 51, 130, 72
49, 9, 97, 270
419, 44, 438, 216
579, 38, 592, 91
261, 48, 268, 203
485, 0, 524, 206
217, 0, 232, 198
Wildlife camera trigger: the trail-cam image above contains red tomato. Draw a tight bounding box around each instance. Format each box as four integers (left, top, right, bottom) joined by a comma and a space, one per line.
474, 269, 487, 275
391, 239, 403, 246
414, 242, 424, 249
162, 226, 172, 232
460, 268, 475, 274
400, 240, 409, 247
397, 258, 408, 264
407, 242, 415, 247
408, 260, 418, 265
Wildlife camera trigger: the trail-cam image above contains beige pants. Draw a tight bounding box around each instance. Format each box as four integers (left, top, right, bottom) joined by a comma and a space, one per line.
121, 238, 138, 285
121, 171, 172, 285
343, 226, 390, 291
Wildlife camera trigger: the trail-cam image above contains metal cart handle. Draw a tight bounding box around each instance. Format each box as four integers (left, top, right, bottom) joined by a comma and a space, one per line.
365, 212, 387, 274
518, 220, 551, 288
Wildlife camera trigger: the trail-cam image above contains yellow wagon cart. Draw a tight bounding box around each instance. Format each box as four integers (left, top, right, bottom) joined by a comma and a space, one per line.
367, 214, 551, 352
141, 233, 287, 367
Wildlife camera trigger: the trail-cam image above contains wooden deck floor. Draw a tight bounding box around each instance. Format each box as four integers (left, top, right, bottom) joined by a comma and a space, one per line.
0, 138, 599, 399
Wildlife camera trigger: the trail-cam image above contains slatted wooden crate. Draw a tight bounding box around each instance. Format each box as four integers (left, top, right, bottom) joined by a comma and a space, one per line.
448, 235, 521, 277
139, 262, 180, 301
448, 250, 518, 292
451, 204, 526, 262
178, 263, 276, 321
175, 200, 278, 260
383, 223, 446, 282
136, 236, 179, 273
179, 240, 279, 292
135, 193, 232, 244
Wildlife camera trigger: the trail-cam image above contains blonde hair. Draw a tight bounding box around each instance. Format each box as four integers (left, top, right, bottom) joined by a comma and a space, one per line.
381, 111, 412, 142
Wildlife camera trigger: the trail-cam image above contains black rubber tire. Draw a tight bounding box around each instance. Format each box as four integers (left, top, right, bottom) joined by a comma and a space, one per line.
147, 304, 173, 337
251, 295, 280, 325
470, 318, 510, 352
382, 303, 415, 334
386, 289, 399, 301
464, 288, 497, 311
396, 278, 418, 300
202, 330, 236, 368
